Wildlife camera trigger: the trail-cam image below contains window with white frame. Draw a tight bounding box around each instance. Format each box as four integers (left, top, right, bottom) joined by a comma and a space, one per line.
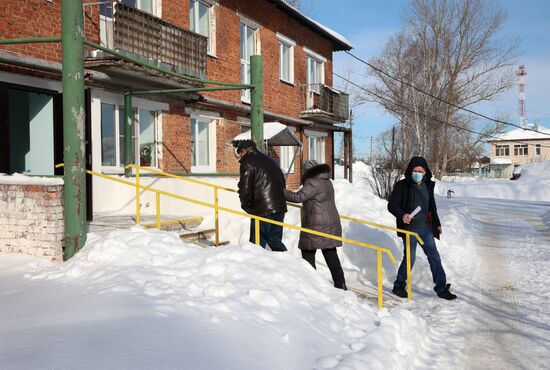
279, 127, 296, 173
280, 146, 295, 174
514, 144, 528, 156
495, 144, 509, 157
306, 130, 326, 163
121, 0, 156, 14
100, 103, 160, 169
305, 48, 325, 94
535, 144, 541, 156
138, 109, 158, 167
240, 21, 257, 103
190, 0, 214, 54
190, 114, 217, 172
277, 33, 295, 84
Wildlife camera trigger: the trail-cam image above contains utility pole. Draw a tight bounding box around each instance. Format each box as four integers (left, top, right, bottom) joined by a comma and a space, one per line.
370, 136, 373, 162
61, 0, 87, 259
349, 109, 353, 183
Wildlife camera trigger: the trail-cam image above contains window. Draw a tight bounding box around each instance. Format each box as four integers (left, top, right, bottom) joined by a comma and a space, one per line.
305, 48, 325, 94
240, 22, 257, 103
306, 130, 326, 163
280, 146, 295, 174
190, 115, 217, 172
277, 33, 295, 84
121, 0, 155, 14
514, 144, 528, 156
190, 0, 213, 54
536, 144, 541, 156
138, 109, 157, 167
100, 103, 159, 169
101, 103, 127, 167
495, 145, 509, 157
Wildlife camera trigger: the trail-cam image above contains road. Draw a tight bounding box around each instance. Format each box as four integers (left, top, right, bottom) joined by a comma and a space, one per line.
412, 197, 550, 370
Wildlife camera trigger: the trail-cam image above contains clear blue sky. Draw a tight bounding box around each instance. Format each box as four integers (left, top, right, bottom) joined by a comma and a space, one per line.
299, 0, 550, 159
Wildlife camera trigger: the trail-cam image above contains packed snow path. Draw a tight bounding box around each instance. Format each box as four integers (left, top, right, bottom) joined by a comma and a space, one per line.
416, 197, 550, 370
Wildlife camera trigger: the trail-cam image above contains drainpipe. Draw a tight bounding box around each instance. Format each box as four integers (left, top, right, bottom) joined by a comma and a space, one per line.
250, 55, 264, 152
61, 0, 87, 260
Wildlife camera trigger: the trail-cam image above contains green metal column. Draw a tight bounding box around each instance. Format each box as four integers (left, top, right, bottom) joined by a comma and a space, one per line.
250, 55, 264, 152
124, 93, 133, 176
61, 0, 87, 260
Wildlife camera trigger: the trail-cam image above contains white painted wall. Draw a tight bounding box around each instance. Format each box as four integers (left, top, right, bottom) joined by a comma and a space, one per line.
92, 175, 242, 218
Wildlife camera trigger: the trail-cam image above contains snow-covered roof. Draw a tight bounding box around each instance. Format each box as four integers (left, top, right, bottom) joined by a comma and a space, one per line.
233, 121, 302, 147
268, 0, 353, 51
488, 126, 550, 142
491, 158, 512, 165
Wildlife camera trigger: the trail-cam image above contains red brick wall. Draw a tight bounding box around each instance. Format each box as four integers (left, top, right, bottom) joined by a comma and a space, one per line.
0, 0, 99, 63
204, 0, 334, 119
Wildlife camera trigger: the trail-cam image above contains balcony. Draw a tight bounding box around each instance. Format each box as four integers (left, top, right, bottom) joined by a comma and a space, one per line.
301, 84, 349, 123
86, 2, 207, 92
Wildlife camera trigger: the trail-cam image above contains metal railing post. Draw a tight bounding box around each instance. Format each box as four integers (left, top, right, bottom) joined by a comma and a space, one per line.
135, 166, 141, 225
406, 233, 412, 301
214, 188, 220, 246
377, 250, 383, 309
255, 218, 260, 246
155, 192, 161, 229
124, 93, 133, 177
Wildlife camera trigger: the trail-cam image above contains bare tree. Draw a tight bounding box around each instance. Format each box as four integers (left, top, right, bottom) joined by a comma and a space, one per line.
365, 127, 406, 200
369, 0, 518, 178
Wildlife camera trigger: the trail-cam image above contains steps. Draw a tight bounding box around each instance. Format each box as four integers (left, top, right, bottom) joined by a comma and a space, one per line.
179, 229, 230, 248
88, 214, 203, 236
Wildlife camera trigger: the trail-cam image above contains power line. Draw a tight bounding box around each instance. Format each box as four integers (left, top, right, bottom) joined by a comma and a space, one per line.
345, 50, 550, 138
334, 71, 550, 150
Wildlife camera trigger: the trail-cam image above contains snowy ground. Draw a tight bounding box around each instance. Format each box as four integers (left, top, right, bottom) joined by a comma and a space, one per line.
0, 162, 549, 369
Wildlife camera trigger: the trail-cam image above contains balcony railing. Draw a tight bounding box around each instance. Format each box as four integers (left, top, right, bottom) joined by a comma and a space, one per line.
303, 84, 349, 122
98, 2, 207, 79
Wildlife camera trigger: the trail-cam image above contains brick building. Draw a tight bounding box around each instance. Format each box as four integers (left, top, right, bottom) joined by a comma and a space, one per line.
0, 0, 352, 220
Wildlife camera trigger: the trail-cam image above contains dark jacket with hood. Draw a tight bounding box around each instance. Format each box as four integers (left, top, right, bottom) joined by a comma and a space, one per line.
387, 157, 442, 239
238, 149, 288, 216
284, 164, 342, 250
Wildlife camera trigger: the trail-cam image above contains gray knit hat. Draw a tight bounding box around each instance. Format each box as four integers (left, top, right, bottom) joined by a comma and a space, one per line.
301, 159, 319, 172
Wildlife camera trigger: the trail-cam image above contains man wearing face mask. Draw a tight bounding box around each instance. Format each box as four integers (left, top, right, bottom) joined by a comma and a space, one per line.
388, 156, 457, 300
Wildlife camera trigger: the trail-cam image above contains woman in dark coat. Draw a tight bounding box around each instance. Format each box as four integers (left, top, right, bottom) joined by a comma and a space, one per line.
285, 160, 346, 290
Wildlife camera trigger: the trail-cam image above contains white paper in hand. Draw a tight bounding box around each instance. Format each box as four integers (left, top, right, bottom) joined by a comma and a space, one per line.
410, 206, 421, 218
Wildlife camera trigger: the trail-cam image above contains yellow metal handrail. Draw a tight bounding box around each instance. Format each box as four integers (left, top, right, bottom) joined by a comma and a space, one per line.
57, 163, 397, 308
125, 164, 421, 301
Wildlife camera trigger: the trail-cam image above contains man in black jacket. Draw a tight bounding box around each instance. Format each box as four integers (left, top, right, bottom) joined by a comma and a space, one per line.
388, 156, 457, 300
236, 140, 288, 251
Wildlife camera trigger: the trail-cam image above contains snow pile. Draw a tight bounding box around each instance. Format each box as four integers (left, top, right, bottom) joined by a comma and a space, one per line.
0, 227, 438, 369
436, 160, 550, 202
0, 172, 64, 185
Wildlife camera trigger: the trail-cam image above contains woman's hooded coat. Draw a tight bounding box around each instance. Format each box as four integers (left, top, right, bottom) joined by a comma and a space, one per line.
284, 164, 342, 250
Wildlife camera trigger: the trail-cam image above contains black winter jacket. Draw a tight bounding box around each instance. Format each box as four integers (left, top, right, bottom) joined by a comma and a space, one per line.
238, 149, 288, 216
387, 157, 442, 239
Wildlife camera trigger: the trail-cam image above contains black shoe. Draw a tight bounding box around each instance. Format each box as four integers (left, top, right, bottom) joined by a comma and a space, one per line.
392, 286, 408, 298
437, 284, 457, 300
335, 282, 347, 290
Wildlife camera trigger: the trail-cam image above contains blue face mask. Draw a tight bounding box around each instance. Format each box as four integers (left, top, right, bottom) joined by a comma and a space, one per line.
411, 172, 424, 183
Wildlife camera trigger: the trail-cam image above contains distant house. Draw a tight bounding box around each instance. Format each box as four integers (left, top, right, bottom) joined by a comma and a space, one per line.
487, 125, 550, 178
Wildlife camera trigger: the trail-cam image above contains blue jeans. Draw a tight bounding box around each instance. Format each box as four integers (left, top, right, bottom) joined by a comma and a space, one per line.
394, 226, 447, 294
249, 211, 287, 252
